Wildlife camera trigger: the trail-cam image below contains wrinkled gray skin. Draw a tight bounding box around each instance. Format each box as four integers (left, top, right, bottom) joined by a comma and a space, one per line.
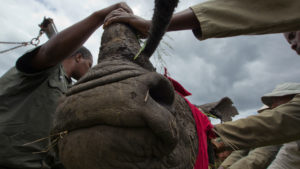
52, 24, 198, 169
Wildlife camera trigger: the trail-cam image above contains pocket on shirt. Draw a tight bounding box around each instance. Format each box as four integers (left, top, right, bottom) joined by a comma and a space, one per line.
48, 78, 66, 94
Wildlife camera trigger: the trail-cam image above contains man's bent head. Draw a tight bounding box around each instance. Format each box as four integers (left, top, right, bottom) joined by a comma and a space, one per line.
63, 46, 93, 80
284, 31, 300, 55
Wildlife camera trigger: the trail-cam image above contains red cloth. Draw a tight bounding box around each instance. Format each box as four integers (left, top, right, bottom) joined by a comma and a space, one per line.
164, 68, 191, 97
164, 69, 215, 169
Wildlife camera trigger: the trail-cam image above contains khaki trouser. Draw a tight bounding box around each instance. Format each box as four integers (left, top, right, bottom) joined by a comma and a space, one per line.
224, 145, 280, 169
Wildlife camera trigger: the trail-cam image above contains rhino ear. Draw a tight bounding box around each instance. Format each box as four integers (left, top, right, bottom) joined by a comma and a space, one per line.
215, 97, 239, 122
196, 97, 239, 122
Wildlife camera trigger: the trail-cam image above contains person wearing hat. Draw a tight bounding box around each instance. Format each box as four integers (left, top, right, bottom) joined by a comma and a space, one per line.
218, 82, 300, 169
212, 82, 300, 153
261, 83, 298, 109
263, 84, 300, 169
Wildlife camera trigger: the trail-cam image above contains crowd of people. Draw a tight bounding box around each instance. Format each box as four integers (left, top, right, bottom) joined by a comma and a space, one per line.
0, 0, 300, 169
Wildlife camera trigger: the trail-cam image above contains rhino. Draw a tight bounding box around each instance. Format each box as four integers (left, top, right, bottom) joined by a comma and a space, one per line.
51, 1, 238, 168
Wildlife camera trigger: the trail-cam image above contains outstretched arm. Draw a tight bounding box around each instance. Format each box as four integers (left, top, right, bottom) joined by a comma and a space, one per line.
214, 94, 300, 150
104, 8, 199, 38
28, 2, 132, 71
105, 0, 300, 40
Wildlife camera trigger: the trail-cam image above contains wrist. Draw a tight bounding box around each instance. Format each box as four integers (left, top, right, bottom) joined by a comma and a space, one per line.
93, 8, 112, 25
102, 3, 123, 15
95, 3, 118, 18
134, 19, 151, 34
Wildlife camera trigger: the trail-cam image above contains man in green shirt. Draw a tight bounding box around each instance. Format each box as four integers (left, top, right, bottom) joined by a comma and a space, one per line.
0, 2, 132, 169
0, 46, 92, 169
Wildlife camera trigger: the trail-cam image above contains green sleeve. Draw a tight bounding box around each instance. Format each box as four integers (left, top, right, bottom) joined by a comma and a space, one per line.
16, 46, 42, 74
190, 0, 300, 40
214, 94, 300, 150
13, 46, 59, 77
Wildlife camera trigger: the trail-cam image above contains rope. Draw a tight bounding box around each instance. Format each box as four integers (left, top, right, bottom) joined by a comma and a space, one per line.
0, 43, 29, 54
0, 30, 44, 54
0, 41, 29, 45
23, 130, 68, 154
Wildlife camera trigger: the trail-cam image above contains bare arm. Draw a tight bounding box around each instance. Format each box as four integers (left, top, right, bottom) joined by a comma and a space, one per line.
168, 8, 199, 31
32, 2, 132, 71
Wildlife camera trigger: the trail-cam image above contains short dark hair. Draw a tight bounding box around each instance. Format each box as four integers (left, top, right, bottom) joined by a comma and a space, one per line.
71, 46, 92, 59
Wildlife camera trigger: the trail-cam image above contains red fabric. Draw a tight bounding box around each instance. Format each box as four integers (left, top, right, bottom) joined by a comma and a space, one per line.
164, 68, 192, 97
183, 97, 215, 169
164, 69, 215, 169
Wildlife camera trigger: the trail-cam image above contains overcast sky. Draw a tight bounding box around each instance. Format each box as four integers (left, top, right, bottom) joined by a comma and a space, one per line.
1, 0, 300, 119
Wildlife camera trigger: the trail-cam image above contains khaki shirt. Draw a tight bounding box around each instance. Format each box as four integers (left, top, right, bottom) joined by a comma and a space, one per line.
221, 145, 281, 169
190, 0, 300, 40
214, 94, 300, 150
0, 48, 70, 169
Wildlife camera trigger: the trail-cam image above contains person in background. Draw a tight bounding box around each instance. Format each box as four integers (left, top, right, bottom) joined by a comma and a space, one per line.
218, 83, 300, 169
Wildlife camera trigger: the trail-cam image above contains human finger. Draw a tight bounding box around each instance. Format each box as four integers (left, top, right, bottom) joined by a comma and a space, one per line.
104, 16, 126, 29
117, 2, 133, 14
104, 8, 128, 23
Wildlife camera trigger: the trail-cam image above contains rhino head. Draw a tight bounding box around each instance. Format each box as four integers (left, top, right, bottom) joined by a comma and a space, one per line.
52, 23, 199, 169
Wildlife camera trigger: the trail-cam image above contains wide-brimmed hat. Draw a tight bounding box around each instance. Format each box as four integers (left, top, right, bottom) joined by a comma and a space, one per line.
261, 83, 300, 106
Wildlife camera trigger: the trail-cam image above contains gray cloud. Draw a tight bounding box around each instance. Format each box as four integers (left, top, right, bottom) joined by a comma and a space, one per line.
157, 31, 300, 114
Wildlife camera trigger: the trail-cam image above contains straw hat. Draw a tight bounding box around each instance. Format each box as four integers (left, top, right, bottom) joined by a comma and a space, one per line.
261, 83, 300, 106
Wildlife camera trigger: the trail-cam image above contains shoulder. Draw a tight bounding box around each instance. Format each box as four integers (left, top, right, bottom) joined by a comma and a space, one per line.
14, 46, 62, 78
15, 46, 61, 75
16, 46, 41, 74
